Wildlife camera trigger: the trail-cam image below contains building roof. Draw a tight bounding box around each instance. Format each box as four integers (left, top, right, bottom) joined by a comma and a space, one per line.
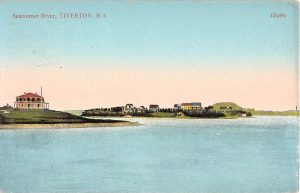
149, 104, 159, 108
191, 102, 201, 106
17, 92, 43, 98
181, 103, 192, 106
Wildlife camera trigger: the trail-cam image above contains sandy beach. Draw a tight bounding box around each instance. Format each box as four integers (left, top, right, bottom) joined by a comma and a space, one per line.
0, 121, 139, 129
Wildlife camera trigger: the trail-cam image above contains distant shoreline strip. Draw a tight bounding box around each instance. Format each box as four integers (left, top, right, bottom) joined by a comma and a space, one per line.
0, 122, 139, 129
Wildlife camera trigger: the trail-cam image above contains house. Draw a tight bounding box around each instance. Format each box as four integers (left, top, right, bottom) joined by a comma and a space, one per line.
14, 92, 49, 109
0, 104, 13, 114
149, 104, 159, 112
181, 103, 192, 111
0, 104, 13, 110
123, 104, 135, 113
176, 102, 202, 111
173, 104, 182, 111
176, 112, 184, 117
191, 102, 202, 110
241, 112, 247, 117
137, 106, 146, 113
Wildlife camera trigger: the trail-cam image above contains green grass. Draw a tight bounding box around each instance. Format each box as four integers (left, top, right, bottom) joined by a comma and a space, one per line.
150, 112, 176, 117
0, 109, 125, 124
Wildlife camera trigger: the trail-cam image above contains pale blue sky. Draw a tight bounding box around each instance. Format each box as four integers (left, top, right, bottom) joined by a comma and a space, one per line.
0, 1, 298, 70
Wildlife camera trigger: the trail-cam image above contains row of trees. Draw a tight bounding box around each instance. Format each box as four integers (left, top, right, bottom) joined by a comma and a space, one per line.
185, 110, 225, 118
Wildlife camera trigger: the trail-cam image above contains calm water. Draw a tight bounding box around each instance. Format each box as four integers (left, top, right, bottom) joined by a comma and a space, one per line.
0, 116, 298, 193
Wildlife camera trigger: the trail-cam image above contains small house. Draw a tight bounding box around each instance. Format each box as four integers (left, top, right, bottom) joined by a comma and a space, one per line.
149, 104, 159, 112
176, 112, 184, 117
191, 102, 202, 110
181, 103, 192, 111
123, 104, 137, 113
173, 104, 182, 111
137, 106, 146, 113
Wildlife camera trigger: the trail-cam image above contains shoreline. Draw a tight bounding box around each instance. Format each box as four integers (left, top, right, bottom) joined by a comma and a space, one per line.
82, 115, 251, 120
0, 121, 139, 129
82, 114, 299, 120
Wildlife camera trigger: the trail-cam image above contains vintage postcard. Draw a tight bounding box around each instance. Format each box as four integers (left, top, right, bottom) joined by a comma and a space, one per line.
0, 0, 299, 193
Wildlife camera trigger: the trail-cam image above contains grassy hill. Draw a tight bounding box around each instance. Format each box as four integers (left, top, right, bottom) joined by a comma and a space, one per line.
212, 102, 242, 111
0, 109, 126, 124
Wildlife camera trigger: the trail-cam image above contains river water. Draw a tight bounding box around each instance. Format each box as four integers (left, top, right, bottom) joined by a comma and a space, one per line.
0, 116, 298, 193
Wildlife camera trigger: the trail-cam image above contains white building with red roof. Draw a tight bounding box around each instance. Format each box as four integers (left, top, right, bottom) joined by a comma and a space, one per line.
14, 92, 49, 109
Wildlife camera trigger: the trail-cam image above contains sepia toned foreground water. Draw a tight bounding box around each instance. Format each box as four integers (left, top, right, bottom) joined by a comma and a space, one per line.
0, 116, 298, 193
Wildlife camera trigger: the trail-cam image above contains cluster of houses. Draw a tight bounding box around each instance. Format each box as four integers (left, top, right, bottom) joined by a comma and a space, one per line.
123, 104, 160, 113
174, 102, 202, 111
121, 102, 202, 113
